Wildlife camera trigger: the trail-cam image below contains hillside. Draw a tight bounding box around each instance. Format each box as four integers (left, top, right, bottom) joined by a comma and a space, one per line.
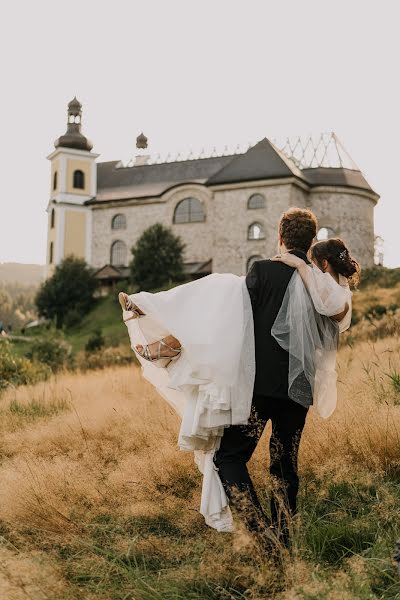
66, 292, 129, 352
0, 262, 45, 286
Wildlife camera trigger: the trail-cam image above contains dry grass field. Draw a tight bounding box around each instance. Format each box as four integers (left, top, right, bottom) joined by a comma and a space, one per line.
0, 331, 400, 598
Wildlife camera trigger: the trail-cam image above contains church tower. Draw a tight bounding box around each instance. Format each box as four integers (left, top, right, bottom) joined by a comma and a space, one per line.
46, 98, 99, 274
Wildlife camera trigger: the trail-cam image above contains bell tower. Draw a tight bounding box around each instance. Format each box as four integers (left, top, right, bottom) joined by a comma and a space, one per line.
46, 98, 99, 274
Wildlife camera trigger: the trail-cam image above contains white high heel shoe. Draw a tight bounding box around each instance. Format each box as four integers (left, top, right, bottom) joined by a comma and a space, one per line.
134, 339, 182, 368
118, 292, 144, 322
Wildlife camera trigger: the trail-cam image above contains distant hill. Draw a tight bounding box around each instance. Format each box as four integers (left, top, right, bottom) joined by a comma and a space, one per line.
0, 263, 45, 286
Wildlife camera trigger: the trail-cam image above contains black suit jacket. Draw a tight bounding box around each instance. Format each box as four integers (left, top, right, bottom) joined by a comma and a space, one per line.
246, 250, 311, 399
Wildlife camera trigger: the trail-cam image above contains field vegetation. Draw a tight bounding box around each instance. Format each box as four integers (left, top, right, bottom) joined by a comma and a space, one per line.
0, 305, 399, 598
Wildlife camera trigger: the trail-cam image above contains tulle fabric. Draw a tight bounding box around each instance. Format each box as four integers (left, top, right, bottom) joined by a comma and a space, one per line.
272, 266, 352, 418
122, 266, 352, 531
123, 274, 255, 532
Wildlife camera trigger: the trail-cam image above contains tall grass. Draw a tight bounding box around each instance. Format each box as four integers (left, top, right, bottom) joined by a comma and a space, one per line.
0, 334, 399, 598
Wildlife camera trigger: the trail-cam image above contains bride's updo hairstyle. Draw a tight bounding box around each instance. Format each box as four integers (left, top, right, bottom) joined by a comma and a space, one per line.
311, 238, 361, 287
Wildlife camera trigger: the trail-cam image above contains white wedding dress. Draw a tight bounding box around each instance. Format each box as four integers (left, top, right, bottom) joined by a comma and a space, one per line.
122, 266, 351, 532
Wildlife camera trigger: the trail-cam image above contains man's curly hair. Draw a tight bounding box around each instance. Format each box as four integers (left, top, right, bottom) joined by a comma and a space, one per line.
279, 208, 318, 253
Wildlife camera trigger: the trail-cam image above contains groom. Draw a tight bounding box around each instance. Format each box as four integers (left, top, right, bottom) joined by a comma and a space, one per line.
214, 207, 319, 544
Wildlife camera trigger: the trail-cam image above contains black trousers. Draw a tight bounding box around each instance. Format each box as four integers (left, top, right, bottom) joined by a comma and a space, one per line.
214, 394, 308, 537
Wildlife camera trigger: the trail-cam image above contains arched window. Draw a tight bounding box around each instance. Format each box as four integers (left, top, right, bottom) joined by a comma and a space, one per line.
50, 208, 55, 229
317, 226, 336, 241
248, 222, 265, 240
111, 214, 127, 230
49, 242, 54, 264
173, 198, 205, 224
73, 169, 85, 189
248, 193, 266, 209
247, 255, 264, 272
53, 171, 58, 191
110, 240, 127, 266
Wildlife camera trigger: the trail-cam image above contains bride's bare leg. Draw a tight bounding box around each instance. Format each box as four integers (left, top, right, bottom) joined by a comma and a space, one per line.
136, 335, 181, 359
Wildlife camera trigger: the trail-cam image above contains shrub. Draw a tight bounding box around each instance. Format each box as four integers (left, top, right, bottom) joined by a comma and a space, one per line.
76, 346, 135, 371
85, 330, 105, 353
364, 303, 388, 321
342, 311, 400, 344
361, 267, 400, 289
130, 224, 185, 291
26, 333, 71, 373
0, 341, 51, 392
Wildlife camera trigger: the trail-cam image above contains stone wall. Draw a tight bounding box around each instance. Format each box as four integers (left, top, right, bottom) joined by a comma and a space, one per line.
211, 183, 296, 274
90, 180, 377, 274
91, 184, 213, 269
309, 188, 376, 267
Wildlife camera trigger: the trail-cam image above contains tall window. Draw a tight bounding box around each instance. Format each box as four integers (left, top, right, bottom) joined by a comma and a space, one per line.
53, 171, 58, 191
317, 226, 336, 241
110, 240, 127, 266
50, 208, 55, 229
73, 169, 85, 189
248, 193, 266, 209
248, 222, 265, 240
112, 214, 127, 230
49, 242, 54, 264
247, 255, 264, 271
173, 198, 205, 224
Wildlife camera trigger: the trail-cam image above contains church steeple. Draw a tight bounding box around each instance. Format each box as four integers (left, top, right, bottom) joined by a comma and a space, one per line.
54, 97, 93, 151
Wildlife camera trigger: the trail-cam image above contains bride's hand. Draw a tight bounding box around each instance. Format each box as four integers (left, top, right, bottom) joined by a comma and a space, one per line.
271, 252, 307, 269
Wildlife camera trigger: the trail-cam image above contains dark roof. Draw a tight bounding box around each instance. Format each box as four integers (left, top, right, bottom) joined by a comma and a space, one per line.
206, 138, 306, 185
93, 155, 235, 202
55, 128, 93, 152
94, 262, 211, 281
302, 167, 376, 194
94, 265, 130, 280
184, 260, 212, 275
89, 137, 377, 203
68, 97, 82, 110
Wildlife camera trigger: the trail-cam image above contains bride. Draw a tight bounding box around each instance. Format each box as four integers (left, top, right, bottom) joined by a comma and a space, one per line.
119, 237, 360, 531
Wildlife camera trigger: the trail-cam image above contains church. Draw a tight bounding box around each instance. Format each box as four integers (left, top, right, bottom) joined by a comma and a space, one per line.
46, 98, 379, 285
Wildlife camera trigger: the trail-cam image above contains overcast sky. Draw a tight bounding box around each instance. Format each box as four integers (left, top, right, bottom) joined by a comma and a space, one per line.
1, 0, 399, 267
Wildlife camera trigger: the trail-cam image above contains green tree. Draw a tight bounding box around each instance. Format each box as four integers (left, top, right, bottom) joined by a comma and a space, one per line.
130, 224, 185, 290
35, 256, 97, 328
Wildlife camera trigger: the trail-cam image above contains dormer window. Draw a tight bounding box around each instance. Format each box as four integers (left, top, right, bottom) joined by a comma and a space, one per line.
73, 169, 85, 189
53, 171, 57, 191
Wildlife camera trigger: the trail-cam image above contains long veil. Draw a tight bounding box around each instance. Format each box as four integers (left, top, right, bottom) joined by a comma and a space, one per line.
272, 268, 350, 418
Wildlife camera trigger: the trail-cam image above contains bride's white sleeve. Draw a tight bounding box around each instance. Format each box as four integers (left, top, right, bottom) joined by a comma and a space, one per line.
301, 264, 349, 318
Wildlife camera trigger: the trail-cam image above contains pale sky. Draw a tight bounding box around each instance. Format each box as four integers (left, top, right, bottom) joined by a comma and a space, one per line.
1, 0, 399, 267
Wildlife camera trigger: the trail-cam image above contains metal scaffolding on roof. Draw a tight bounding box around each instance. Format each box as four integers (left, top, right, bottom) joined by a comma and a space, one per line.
273, 132, 360, 170
116, 132, 360, 171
